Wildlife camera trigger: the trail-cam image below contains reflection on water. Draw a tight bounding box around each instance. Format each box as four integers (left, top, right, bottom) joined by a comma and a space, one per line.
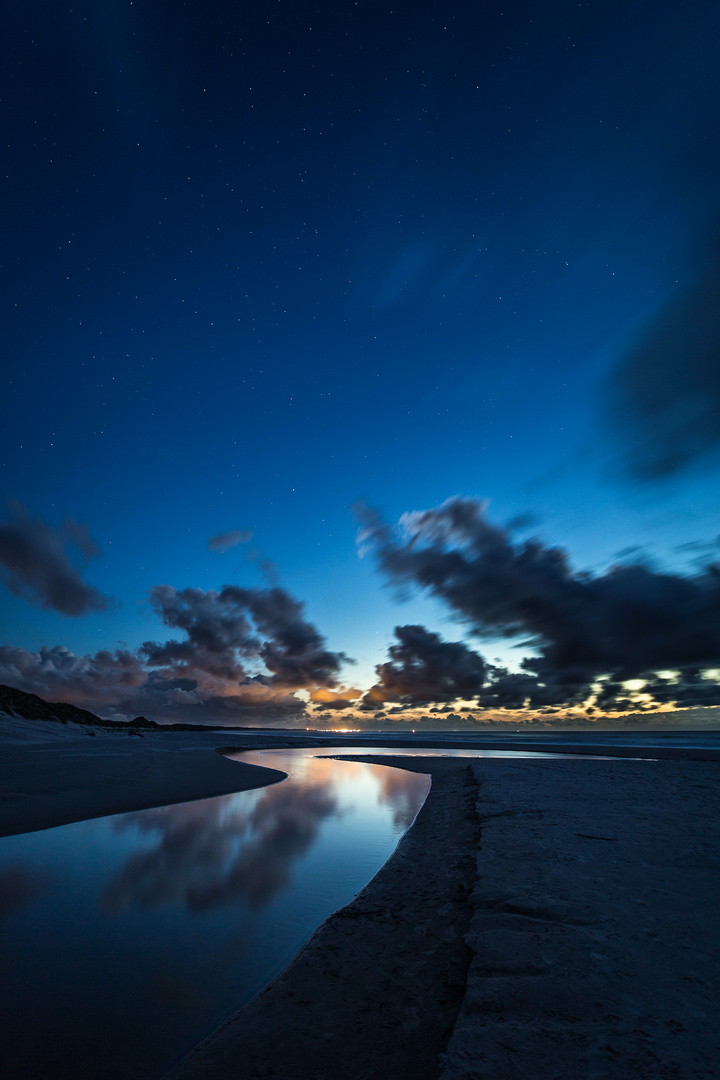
103, 781, 338, 912
376, 761, 427, 828
0, 750, 429, 1080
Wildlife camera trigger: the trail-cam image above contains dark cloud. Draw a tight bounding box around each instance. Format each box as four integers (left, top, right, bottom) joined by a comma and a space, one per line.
207, 529, 253, 552
359, 498, 720, 711
146, 584, 348, 689
228, 586, 349, 687
142, 585, 256, 681
0, 502, 110, 616
607, 241, 720, 479
0, 582, 348, 724
364, 624, 487, 707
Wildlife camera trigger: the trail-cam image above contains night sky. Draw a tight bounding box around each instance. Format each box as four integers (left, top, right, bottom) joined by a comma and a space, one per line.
2, 0, 720, 727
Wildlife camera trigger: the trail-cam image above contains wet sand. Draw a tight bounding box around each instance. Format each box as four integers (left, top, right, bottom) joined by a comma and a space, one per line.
166, 753, 720, 1080
0, 732, 286, 837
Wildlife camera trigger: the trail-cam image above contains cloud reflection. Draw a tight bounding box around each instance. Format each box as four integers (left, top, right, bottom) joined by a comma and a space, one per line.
102, 780, 337, 913
373, 764, 429, 830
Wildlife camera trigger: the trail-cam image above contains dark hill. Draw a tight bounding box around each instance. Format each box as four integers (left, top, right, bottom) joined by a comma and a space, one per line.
0, 684, 159, 729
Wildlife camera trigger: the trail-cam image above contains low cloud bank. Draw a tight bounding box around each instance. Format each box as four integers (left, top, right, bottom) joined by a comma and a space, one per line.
358, 498, 720, 713
5, 497, 720, 725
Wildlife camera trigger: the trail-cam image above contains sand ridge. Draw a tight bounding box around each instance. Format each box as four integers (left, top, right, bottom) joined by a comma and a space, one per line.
443, 757, 720, 1079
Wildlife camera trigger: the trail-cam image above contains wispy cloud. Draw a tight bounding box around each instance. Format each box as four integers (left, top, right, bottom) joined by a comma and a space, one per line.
0, 502, 111, 616
606, 238, 720, 479
207, 529, 253, 552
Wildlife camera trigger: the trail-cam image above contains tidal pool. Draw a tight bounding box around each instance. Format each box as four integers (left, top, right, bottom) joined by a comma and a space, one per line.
0, 751, 429, 1080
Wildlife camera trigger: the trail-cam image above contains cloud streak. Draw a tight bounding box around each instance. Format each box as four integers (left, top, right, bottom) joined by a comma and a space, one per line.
607, 239, 720, 480
0, 503, 110, 616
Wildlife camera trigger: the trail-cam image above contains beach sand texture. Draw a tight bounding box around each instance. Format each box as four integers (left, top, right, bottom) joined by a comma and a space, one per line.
165, 755, 720, 1080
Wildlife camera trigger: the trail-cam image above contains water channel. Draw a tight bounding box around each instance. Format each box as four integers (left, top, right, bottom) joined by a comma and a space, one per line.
0, 746, 569, 1080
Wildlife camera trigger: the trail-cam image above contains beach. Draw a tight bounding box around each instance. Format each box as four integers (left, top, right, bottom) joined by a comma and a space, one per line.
166, 751, 720, 1080
0, 728, 287, 838
2, 730, 719, 1078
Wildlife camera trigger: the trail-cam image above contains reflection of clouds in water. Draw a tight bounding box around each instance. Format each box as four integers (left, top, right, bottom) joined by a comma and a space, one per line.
0, 865, 51, 926
103, 781, 337, 913
203, 783, 337, 908
102, 796, 246, 911
374, 766, 429, 829
269, 752, 429, 829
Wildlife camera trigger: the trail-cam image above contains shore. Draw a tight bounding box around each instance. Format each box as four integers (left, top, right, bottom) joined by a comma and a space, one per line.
0, 730, 287, 837
3, 721, 719, 840
166, 753, 720, 1080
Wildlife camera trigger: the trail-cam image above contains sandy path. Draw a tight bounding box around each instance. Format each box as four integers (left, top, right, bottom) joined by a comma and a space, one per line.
165, 754, 720, 1080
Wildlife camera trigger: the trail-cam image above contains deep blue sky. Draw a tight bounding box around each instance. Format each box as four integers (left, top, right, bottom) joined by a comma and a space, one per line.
2, 0, 720, 726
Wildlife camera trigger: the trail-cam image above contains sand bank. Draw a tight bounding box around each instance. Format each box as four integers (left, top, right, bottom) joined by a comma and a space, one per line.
0, 732, 286, 837
166, 753, 720, 1080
